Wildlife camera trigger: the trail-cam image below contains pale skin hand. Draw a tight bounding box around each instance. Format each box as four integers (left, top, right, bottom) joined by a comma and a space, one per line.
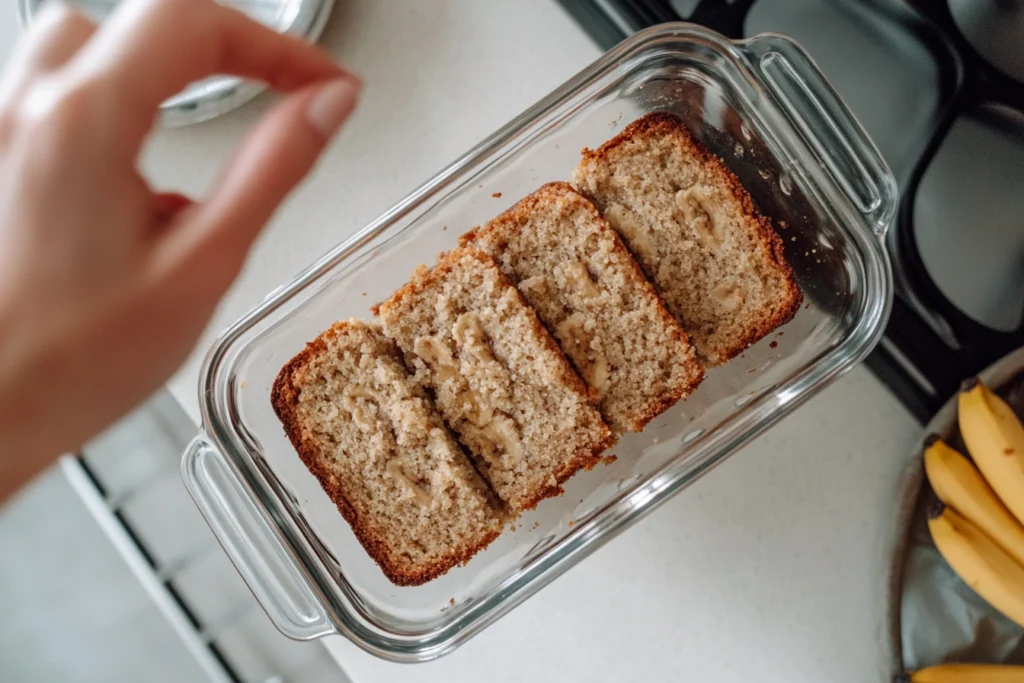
0, 0, 362, 502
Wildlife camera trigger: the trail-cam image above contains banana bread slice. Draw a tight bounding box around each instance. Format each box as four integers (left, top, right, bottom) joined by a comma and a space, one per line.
572, 111, 802, 364
460, 182, 703, 434
374, 248, 615, 511
272, 320, 507, 586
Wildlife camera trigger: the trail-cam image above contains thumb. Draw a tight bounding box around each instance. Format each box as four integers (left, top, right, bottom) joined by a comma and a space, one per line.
160, 76, 361, 273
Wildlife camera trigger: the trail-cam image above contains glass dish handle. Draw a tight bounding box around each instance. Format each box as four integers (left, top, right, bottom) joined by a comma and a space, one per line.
744, 34, 898, 237
181, 435, 335, 641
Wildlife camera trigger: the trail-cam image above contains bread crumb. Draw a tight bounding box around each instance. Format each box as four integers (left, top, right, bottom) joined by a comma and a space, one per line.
240, 379, 246, 389
450, 597, 455, 605
361, 292, 367, 297
568, 520, 574, 527
492, 192, 502, 198
443, 225, 448, 231
600, 454, 617, 466
462, 182, 702, 435
572, 112, 801, 365
377, 249, 613, 512
272, 321, 507, 586
769, 341, 778, 349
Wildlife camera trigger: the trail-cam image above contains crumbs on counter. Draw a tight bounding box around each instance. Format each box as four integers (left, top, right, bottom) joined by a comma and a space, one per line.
443, 225, 448, 231
770, 341, 778, 349
450, 597, 455, 605
601, 454, 617, 467
240, 380, 246, 389
492, 192, 502, 198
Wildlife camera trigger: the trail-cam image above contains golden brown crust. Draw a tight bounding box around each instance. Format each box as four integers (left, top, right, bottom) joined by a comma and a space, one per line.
461, 182, 704, 431
271, 322, 501, 586
578, 111, 803, 363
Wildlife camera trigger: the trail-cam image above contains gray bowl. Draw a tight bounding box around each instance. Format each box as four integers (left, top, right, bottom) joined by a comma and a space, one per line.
16, 0, 335, 126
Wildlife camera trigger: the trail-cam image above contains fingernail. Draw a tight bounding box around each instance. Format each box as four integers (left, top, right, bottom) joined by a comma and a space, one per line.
306, 77, 361, 138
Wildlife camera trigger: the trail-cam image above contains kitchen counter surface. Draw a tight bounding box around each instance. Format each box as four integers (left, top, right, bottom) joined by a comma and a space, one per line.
4, 1, 921, 681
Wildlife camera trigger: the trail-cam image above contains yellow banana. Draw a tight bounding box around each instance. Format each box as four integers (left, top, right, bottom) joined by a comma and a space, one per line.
928, 504, 1024, 629
958, 378, 1024, 526
899, 663, 1024, 682
923, 434, 1024, 568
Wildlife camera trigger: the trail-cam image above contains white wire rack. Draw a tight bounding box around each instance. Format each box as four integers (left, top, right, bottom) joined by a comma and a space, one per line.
63, 391, 349, 683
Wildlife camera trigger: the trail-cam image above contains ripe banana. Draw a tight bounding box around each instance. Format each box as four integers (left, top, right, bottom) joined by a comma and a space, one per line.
958, 378, 1024, 526
928, 504, 1024, 629
898, 663, 1024, 682
923, 434, 1024, 567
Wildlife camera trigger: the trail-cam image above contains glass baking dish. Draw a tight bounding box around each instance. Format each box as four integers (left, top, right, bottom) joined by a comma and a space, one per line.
181, 23, 896, 662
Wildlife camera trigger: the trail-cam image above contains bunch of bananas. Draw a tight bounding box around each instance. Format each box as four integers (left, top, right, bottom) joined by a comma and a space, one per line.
898, 378, 1024, 681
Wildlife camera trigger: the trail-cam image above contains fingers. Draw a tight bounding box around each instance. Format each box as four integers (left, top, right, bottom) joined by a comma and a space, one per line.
0, 3, 96, 105
73, 0, 349, 147
151, 192, 196, 225
156, 76, 360, 279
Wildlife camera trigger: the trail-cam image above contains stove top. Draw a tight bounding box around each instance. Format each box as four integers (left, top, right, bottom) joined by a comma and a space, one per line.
557, 0, 1024, 422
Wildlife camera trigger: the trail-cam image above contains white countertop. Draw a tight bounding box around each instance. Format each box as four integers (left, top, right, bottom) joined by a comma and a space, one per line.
2, 2, 922, 681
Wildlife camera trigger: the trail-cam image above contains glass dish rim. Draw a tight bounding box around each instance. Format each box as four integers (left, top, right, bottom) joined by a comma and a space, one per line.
191, 22, 895, 661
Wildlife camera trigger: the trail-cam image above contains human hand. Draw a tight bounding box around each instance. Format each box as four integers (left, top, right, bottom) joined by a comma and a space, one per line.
0, 0, 361, 501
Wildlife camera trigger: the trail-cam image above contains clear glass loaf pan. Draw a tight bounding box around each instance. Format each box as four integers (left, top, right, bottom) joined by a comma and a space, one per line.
181, 23, 896, 662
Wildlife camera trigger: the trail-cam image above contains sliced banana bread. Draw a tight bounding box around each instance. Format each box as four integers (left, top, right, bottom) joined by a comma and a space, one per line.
271, 320, 507, 586
374, 248, 615, 511
460, 182, 704, 434
572, 111, 802, 365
